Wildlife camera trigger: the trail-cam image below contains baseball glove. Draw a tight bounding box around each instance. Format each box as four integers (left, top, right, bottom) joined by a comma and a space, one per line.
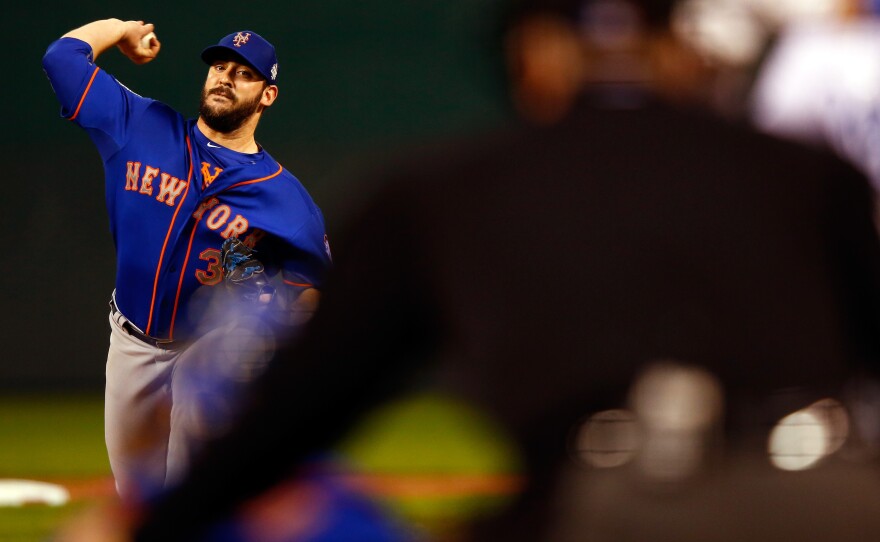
220, 237, 276, 304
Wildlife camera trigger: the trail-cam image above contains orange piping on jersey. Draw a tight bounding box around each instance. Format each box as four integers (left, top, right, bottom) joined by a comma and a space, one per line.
69, 66, 100, 121
283, 279, 314, 288
222, 163, 283, 191
145, 136, 195, 338
168, 205, 205, 338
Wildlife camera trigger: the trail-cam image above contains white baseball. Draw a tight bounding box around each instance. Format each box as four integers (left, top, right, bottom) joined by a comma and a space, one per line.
141, 32, 157, 49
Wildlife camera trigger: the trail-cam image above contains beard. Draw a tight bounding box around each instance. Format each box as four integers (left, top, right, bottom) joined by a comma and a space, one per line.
199, 86, 263, 133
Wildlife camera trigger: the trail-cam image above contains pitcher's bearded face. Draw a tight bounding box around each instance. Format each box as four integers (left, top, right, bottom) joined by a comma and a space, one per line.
199, 84, 263, 133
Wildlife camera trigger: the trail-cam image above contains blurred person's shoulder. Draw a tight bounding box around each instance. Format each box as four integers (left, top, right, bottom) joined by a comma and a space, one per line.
620, 92, 868, 180
359, 119, 542, 203
368, 91, 872, 202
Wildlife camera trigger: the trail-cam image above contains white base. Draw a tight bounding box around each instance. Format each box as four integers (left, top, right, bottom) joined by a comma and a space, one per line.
0, 479, 70, 506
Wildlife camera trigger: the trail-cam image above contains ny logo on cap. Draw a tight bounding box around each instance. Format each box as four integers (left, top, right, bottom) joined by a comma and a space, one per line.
233, 32, 251, 47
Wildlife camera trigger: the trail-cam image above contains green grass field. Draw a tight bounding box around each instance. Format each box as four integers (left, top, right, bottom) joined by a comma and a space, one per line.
0, 391, 522, 541
0, 393, 111, 542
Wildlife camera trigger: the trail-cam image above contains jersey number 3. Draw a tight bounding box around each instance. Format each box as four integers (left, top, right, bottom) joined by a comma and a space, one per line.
195, 248, 223, 286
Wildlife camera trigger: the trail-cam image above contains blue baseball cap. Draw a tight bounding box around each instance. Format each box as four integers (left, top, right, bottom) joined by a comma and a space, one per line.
201, 31, 279, 84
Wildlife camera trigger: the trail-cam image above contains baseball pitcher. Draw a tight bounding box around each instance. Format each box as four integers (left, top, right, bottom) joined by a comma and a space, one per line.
42, 19, 332, 499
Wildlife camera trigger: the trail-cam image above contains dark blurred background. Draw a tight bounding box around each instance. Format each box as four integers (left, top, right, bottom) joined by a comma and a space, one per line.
4, 0, 512, 390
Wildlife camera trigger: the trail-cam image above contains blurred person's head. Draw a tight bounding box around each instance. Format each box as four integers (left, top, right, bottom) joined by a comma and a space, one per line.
504, 0, 739, 123
504, 0, 589, 123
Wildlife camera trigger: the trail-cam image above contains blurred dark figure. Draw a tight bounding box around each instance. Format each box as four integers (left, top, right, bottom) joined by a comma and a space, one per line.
124, 0, 880, 540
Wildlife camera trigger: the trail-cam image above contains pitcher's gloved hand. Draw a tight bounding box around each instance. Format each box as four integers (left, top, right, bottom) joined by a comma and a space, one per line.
220, 237, 276, 304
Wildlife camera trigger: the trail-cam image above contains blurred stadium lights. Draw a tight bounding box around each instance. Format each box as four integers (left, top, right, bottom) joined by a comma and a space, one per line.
573, 361, 724, 481
575, 409, 641, 468
670, 0, 852, 68
673, 0, 768, 66
629, 361, 724, 481
768, 397, 850, 471
574, 363, 877, 477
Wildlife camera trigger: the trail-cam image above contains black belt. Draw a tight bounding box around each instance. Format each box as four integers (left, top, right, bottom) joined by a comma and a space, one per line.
109, 297, 179, 349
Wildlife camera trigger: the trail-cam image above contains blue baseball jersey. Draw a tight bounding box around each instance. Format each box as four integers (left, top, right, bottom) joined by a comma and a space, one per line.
43, 37, 332, 342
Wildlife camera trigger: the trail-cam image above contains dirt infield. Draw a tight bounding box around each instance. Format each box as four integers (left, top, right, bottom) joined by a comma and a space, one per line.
56, 473, 522, 503
49, 477, 116, 502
